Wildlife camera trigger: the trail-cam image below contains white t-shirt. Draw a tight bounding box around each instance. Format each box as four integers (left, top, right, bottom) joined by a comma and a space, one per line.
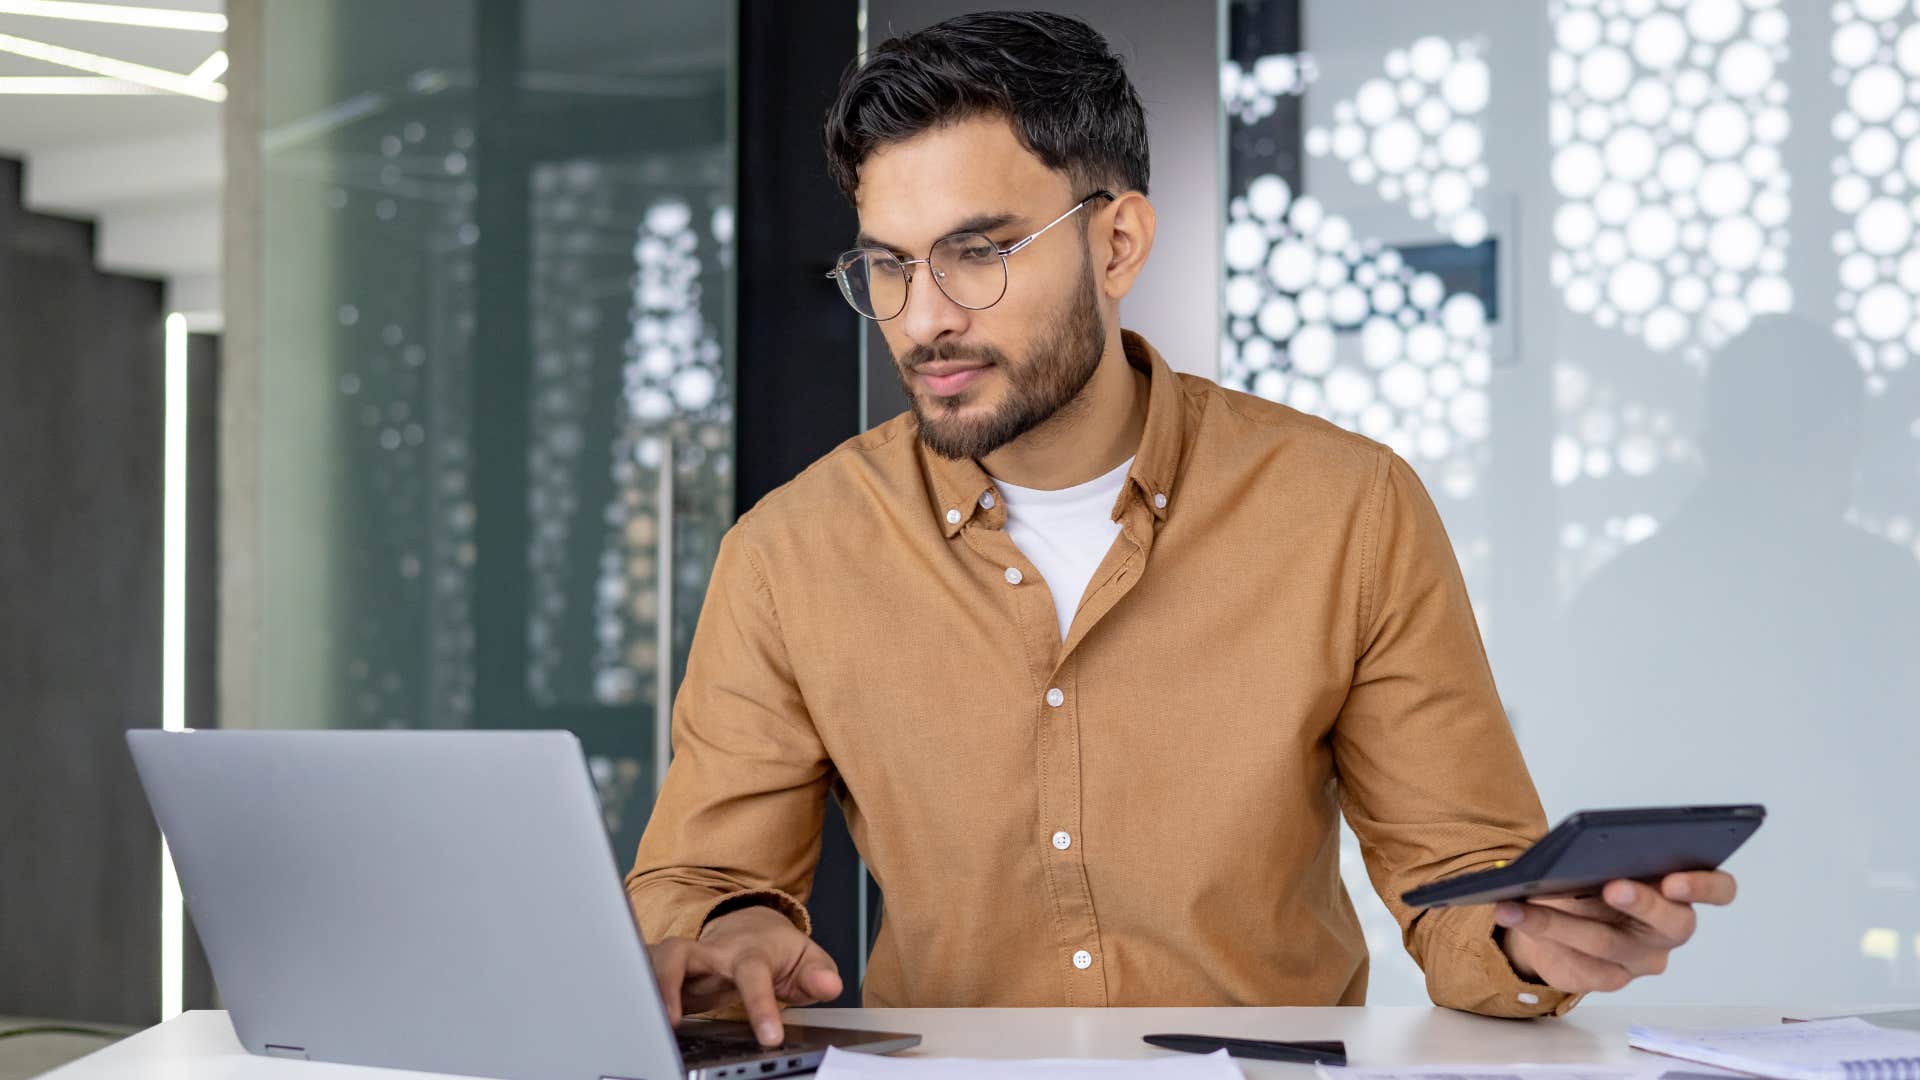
991, 456, 1134, 641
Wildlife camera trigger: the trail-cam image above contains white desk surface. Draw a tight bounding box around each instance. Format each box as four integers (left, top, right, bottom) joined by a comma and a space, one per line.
40, 1004, 1841, 1079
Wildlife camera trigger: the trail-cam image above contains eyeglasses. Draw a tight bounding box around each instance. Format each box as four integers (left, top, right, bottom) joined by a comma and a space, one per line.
825, 190, 1115, 321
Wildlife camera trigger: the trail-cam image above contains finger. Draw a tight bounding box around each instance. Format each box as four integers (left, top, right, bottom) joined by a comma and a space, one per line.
731, 952, 786, 1047
790, 945, 844, 1004
771, 941, 842, 1002
1526, 895, 1618, 922
1602, 879, 1696, 948
1662, 870, 1737, 906
1496, 900, 1668, 975
651, 943, 690, 1027
677, 944, 742, 1017
1509, 927, 1637, 993
798, 965, 843, 1002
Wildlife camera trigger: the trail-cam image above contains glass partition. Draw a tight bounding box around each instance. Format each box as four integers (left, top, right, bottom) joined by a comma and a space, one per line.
254, 0, 733, 863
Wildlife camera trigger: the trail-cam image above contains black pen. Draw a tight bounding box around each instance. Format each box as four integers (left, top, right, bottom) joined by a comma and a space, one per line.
1144, 1033, 1350, 1066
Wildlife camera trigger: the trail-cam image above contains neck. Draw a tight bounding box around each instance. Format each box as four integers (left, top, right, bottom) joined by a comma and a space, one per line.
980, 330, 1149, 490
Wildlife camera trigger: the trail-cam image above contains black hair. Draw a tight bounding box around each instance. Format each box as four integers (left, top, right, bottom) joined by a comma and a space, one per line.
822, 10, 1150, 204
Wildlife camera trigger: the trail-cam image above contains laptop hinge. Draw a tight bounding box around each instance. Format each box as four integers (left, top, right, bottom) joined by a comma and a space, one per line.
263, 1044, 309, 1060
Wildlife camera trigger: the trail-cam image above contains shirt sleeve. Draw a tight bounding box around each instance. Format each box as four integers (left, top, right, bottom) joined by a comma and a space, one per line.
1331, 451, 1583, 1019
624, 520, 831, 943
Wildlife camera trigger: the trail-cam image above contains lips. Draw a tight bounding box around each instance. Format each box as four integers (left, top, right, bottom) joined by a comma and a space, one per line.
914, 359, 993, 396
914, 359, 991, 377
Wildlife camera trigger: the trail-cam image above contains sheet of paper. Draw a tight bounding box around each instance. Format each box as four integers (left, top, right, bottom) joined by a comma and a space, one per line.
1317, 1066, 1750, 1080
1627, 1017, 1920, 1080
815, 1045, 1244, 1079
1318, 1067, 1651, 1080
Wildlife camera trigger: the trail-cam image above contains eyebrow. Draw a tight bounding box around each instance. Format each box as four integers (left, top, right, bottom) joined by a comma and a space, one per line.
855, 210, 1026, 254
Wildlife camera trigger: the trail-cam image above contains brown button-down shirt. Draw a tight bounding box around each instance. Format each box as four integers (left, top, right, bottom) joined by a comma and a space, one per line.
627, 331, 1576, 1019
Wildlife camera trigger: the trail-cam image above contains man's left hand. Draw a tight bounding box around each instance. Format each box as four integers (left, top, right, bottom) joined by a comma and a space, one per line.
1494, 870, 1738, 993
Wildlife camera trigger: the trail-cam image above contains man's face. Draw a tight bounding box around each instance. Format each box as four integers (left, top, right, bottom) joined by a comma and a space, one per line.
854, 115, 1108, 460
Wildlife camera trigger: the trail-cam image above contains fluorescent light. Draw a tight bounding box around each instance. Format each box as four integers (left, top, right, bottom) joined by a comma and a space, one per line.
162, 312, 186, 736
0, 30, 226, 101
187, 48, 225, 83
161, 837, 183, 1019
0, 75, 159, 93
161, 312, 188, 1020
0, 0, 225, 32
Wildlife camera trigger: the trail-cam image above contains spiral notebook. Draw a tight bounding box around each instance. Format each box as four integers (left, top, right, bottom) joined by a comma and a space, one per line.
1629, 1018, 1920, 1080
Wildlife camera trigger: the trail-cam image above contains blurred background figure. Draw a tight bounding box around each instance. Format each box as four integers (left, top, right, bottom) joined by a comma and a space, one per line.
1552, 315, 1920, 1000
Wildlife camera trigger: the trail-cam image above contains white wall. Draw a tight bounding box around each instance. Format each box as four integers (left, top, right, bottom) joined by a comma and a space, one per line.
1295, 0, 1920, 1007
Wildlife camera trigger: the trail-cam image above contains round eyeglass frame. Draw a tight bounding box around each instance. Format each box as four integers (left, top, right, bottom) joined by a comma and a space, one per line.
824, 190, 1115, 321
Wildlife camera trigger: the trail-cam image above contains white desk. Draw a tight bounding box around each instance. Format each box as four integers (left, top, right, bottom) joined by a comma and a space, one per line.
40, 1004, 1826, 1079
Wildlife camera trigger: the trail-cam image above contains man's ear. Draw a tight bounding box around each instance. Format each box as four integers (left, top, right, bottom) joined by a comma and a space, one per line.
1098, 191, 1156, 302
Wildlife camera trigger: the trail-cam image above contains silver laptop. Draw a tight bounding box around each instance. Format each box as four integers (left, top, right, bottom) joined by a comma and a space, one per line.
126, 729, 918, 1080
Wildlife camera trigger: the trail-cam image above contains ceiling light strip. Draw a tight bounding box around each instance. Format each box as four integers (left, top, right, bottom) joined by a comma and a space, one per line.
0, 74, 159, 93
187, 48, 225, 83
0, 0, 225, 33
0, 30, 225, 100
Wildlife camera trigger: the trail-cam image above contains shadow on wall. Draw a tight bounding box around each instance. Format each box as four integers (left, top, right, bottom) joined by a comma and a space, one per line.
1547, 314, 1920, 1002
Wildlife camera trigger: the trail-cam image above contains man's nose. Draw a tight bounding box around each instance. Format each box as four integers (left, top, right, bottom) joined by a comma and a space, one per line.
898, 261, 970, 346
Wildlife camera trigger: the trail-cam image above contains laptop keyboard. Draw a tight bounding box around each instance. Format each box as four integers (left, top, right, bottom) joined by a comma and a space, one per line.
676, 1031, 806, 1065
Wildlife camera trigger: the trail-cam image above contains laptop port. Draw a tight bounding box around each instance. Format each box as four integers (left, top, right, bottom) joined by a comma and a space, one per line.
760, 1063, 777, 1074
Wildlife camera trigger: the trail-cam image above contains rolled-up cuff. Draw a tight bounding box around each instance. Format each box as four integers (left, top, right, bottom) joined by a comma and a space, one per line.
693, 887, 812, 940
1427, 904, 1583, 1019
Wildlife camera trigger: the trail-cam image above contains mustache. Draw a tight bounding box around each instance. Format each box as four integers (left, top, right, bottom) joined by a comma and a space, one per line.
901, 342, 1009, 370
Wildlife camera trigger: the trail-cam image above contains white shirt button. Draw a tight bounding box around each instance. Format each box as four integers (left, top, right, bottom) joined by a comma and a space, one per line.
1517, 991, 1540, 1005
1045, 687, 1064, 708
979, 491, 996, 510
1153, 492, 1168, 509
1004, 566, 1023, 585
945, 508, 962, 525
1072, 949, 1093, 970
1052, 830, 1072, 850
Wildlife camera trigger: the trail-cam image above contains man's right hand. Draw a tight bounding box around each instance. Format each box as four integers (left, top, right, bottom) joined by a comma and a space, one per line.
646, 904, 844, 1047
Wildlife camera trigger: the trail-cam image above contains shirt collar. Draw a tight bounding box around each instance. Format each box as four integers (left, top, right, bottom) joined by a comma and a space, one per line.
920, 329, 1187, 538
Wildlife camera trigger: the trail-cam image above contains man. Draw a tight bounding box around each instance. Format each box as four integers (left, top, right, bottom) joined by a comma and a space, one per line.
629, 10, 1737, 1047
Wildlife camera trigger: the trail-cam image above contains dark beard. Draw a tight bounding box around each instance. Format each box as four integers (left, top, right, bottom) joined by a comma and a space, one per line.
895, 253, 1106, 461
